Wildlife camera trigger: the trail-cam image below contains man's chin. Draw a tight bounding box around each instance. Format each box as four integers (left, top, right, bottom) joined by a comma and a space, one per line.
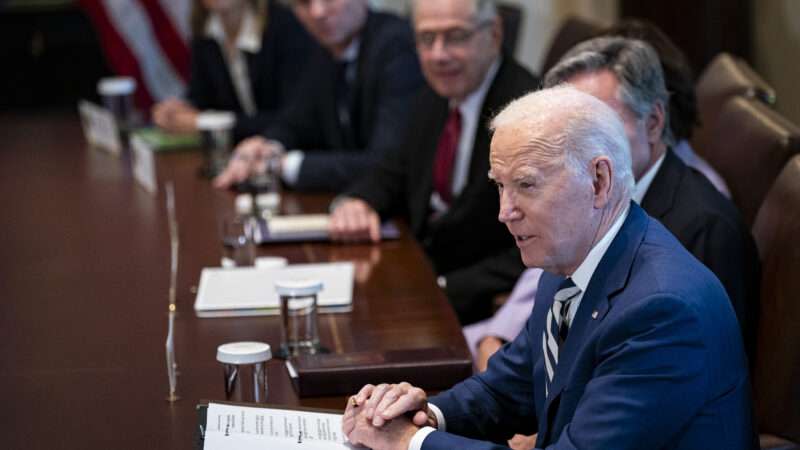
428, 81, 465, 100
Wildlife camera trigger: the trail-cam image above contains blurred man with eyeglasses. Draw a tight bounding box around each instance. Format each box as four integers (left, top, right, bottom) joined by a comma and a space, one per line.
329, 0, 539, 325
214, 0, 423, 191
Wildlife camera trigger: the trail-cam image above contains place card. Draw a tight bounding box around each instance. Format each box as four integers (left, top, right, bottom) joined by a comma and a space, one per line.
78, 100, 122, 155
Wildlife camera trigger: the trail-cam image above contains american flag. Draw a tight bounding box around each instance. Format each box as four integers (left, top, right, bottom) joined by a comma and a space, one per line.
80, 0, 191, 109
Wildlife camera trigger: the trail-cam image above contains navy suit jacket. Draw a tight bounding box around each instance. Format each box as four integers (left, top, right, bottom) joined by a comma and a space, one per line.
344, 57, 539, 324
426, 204, 753, 449
263, 10, 423, 191
186, 1, 314, 142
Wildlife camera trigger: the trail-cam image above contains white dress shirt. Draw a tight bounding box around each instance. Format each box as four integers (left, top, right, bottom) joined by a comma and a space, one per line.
412, 204, 632, 450
205, 7, 261, 116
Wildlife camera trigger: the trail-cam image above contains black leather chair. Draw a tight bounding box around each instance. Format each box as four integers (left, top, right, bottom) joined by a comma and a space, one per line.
751, 155, 800, 450
697, 96, 800, 227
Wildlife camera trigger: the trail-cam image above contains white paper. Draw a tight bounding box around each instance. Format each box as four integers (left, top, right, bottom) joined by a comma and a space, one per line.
203, 402, 356, 450
194, 262, 355, 317
130, 135, 158, 194
78, 100, 122, 155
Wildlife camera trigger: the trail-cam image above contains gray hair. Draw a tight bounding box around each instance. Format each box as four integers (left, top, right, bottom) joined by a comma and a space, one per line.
544, 36, 675, 147
491, 85, 635, 202
410, 0, 497, 24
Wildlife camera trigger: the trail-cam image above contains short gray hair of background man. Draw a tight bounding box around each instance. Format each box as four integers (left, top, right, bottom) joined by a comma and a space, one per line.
544, 36, 675, 148
410, 0, 497, 23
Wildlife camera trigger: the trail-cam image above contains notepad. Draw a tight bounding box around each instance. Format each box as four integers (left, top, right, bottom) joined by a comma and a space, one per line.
194, 263, 355, 317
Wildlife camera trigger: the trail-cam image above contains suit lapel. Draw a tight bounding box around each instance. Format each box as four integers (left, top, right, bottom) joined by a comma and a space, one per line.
641, 149, 683, 220
538, 204, 650, 442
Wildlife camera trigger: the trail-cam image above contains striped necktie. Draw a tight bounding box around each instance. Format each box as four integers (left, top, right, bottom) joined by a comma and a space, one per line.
543, 278, 581, 397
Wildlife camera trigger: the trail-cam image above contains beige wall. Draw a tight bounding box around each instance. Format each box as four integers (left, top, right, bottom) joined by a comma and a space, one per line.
753, 0, 800, 125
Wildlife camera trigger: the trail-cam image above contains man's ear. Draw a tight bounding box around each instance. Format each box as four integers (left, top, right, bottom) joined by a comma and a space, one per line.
592, 156, 613, 209
646, 101, 667, 146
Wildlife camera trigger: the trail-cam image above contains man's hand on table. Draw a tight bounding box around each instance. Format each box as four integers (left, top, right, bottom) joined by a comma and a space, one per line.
329, 198, 381, 243
213, 136, 285, 189
343, 383, 435, 450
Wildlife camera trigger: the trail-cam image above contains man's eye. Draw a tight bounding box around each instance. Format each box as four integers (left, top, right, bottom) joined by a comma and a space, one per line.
518, 181, 534, 190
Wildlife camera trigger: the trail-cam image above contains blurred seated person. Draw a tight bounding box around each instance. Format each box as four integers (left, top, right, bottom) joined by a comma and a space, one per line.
599, 19, 730, 198
152, 0, 314, 141
213, 0, 424, 191
468, 35, 759, 376
329, 0, 539, 325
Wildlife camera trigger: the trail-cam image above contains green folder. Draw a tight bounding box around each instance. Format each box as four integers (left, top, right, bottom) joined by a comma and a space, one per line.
132, 127, 201, 152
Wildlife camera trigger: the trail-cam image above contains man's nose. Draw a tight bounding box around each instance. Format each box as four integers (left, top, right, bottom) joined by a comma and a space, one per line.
429, 35, 450, 61
498, 190, 520, 223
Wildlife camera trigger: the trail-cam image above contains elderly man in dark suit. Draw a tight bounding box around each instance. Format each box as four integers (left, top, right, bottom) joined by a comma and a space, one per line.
329, 0, 539, 325
342, 85, 753, 450
214, 0, 423, 191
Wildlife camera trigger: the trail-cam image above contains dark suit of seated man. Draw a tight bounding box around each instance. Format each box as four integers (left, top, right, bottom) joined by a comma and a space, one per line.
214, 0, 423, 192
329, 0, 539, 325
342, 86, 753, 450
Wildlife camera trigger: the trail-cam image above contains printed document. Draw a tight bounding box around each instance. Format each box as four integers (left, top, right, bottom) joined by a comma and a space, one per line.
203, 402, 357, 449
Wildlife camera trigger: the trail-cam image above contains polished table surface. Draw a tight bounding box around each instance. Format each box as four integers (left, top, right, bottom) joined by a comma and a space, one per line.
0, 109, 469, 449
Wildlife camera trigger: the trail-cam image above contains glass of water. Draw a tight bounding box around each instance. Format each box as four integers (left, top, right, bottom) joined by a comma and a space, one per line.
275, 279, 322, 358
220, 215, 256, 267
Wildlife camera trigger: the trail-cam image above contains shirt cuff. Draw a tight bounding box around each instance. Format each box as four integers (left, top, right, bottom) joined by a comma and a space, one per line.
280, 150, 303, 186
407, 404, 446, 450
428, 403, 446, 431
408, 427, 437, 450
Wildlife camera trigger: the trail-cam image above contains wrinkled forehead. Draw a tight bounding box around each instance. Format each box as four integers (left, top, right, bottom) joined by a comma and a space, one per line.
412, 0, 477, 29
490, 122, 568, 176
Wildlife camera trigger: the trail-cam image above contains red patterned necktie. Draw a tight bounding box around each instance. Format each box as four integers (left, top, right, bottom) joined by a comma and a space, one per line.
432, 108, 463, 205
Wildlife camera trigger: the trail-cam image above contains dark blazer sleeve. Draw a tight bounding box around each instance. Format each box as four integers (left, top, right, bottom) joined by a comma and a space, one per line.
427, 300, 542, 446
295, 32, 422, 190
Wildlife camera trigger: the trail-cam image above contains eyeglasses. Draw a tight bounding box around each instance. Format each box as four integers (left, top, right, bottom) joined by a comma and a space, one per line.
415, 21, 492, 50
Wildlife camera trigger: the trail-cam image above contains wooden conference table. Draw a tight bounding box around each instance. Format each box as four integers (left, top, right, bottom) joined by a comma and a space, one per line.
0, 109, 470, 449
